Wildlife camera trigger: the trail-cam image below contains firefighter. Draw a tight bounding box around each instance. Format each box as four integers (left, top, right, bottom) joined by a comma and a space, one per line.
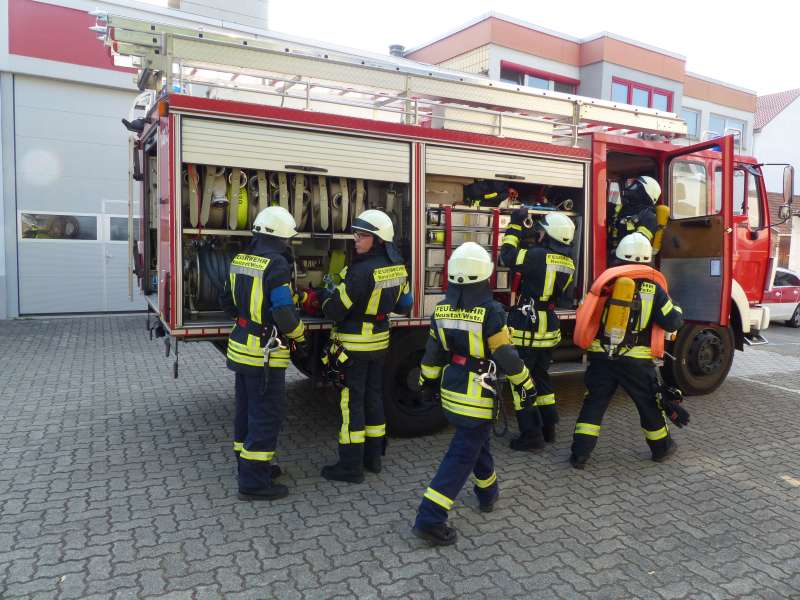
570, 232, 685, 469
608, 176, 660, 257
500, 209, 576, 450
220, 206, 307, 501
413, 242, 535, 546
321, 209, 413, 483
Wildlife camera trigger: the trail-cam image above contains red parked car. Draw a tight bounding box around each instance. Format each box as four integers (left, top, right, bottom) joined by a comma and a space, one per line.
764, 267, 800, 327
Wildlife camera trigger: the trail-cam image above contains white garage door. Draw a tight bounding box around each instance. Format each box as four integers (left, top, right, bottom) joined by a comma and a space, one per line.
14, 76, 141, 314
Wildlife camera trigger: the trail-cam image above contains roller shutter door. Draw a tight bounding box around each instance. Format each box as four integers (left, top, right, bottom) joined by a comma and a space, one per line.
426, 145, 584, 188
181, 117, 410, 183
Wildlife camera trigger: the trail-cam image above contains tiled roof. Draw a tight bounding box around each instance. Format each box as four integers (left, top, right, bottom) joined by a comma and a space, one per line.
755, 89, 800, 130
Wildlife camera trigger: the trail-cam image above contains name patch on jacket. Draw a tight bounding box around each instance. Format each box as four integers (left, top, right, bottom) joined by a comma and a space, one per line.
373, 265, 408, 289
434, 304, 486, 323
230, 254, 270, 278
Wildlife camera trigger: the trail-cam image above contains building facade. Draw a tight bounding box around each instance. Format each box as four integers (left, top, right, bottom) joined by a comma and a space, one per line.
405, 13, 757, 154
753, 89, 800, 271
0, 0, 267, 318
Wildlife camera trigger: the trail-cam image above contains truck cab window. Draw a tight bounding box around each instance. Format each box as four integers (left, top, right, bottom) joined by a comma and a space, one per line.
670, 160, 708, 219
746, 171, 763, 229
713, 168, 746, 215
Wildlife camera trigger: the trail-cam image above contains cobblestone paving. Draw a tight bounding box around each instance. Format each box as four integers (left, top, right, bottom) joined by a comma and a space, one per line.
1, 316, 800, 599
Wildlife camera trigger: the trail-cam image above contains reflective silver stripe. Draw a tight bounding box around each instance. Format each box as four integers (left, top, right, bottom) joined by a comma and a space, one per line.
230, 264, 265, 278
374, 276, 407, 289
435, 318, 483, 334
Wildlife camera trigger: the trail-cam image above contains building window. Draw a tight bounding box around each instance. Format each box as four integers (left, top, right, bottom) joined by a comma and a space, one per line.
610, 77, 674, 111
20, 213, 98, 240
499, 61, 577, 94
708, 114, 747, 148
681, 108, 700, 139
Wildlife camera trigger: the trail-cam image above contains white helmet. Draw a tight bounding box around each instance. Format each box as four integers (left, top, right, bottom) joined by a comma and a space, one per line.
626, 176, 661, 204
540, 213, 575, 245
352, 209, 394, 242
615, 232, 652, 263
252, 206, 297, 238
448, 242, 493, 284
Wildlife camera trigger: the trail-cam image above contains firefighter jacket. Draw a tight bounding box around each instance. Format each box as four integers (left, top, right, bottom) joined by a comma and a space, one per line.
588, 275, 683, 361
220, 236, 305, 374
322, 243, 412, 354
418, 282, 534, 428
609, 202, 658, 250
500, 226, 575, 349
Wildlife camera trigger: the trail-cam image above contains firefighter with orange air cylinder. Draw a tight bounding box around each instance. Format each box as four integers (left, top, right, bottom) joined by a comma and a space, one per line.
570, 232, 687, 470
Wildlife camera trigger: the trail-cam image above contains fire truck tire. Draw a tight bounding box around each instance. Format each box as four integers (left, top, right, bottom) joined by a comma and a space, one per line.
383, 329, 447, 437
786, 305, 800, 328
662, 323, 734, 396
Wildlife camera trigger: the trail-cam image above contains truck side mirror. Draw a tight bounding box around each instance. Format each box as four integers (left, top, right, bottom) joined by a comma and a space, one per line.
783, 165, 794, 204
778, 205, 791, 220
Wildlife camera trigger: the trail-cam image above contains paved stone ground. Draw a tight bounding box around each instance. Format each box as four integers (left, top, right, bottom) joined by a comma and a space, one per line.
1, 316, 800, 600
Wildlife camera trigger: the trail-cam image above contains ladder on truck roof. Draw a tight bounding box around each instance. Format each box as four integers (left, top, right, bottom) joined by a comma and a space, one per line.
90, 12, 687, 147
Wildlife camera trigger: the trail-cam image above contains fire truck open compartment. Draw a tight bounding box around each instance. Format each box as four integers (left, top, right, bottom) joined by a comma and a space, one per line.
173, 116, 413, 329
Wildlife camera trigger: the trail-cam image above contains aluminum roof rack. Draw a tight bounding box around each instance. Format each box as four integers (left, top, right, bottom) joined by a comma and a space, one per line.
91, 11, 687, 146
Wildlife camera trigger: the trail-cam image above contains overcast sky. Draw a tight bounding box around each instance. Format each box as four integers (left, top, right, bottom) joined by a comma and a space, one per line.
145, 0, 799, 95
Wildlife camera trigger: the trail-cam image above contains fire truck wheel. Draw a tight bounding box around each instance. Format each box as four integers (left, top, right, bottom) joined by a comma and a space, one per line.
786, 305, 800, 328
663, 323, 734, 396
383, 329, 447, 437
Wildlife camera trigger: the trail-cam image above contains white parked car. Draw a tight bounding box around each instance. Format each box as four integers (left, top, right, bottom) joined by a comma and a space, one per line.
763, 267, 800, 328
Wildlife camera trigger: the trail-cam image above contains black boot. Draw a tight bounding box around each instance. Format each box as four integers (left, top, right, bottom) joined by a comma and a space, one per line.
238, 482, 289, 501
322, 444, 365, 483
412, 523, 458, 546
478, 491, 499, 513
652, 440, 678, 463
542, 424, 557, 444
509, 408, 545, 452
364, 437, 386, 474
569, 453, 589, 470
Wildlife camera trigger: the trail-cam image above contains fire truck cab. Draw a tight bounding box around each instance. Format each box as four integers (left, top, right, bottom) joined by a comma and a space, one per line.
96, 12, 794, 436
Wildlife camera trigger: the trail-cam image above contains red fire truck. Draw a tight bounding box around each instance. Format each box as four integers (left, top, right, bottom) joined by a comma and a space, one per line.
96, 12, 794, 436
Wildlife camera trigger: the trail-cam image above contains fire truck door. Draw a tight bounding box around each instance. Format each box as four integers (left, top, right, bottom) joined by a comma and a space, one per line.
660, 136, 734, 326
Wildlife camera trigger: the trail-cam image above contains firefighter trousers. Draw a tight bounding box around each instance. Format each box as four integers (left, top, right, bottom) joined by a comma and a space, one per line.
517, 347, 557, 430
415, 422, 498, 529
337, 353, 387, 461
571, 359, 672, 460
234, 368, 286, 490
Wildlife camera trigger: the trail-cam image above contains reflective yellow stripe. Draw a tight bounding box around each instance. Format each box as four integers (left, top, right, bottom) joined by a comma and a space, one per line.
438, 326, 449, 351
442, 400, 493, 420
474, 471, 497, 488
637, 225, 654, 240
515, 248, 528, 266
511, 327, 562, 347
349, 430, 366, 443
227, 337, 265, 367
423, 487, 454, 510
506, 365, 530, 386
366, 288, 381, 315
440, 388, 494, 408
537, 310, 548, 338
366, 424, 386, 438
575, 422, 601, 437
233, 442, 243, 452
421, 364, 442, 379
661, 300, 674, 316
502, 233, 520, 248
468, 329, 484, 358
249, 278, 264, 324
674, 305, 683, 313
535, 393, 556, 406
240, 449, 275, 461
339, 388, 351, 444
507, 223, 522, 231
587, 339, 654, 360
267, 347, 290, 368
285, 321, 305, 340
337, 283, 353, 309
335, 330, 391, 342
542, 270, 556, 298
487, 327, 512, 353
644, 426, 669, 441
